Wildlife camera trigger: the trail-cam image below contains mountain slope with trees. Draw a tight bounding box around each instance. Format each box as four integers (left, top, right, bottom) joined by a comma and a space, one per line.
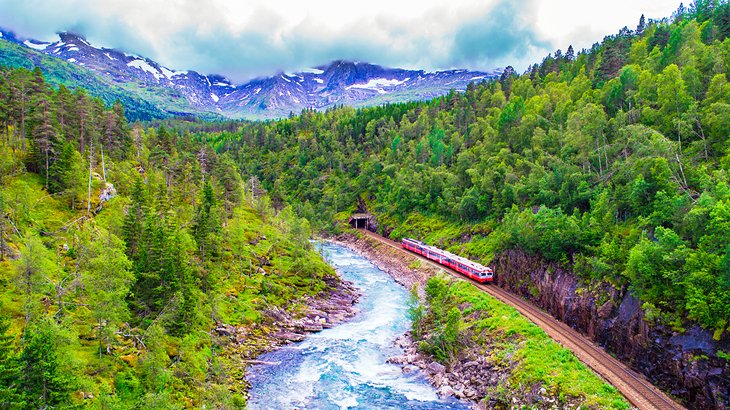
0, 66, 339, 408
205, 2, 730, 407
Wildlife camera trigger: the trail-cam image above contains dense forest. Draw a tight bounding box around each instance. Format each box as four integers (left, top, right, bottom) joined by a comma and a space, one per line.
207, 2, 730, 340
0, 66, 336, 407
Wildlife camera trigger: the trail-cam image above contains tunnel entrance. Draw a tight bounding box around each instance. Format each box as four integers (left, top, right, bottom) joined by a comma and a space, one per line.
348, 213, 372, 230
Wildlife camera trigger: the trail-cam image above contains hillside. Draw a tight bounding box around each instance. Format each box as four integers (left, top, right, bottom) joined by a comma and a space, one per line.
0, 66, 344, 408
204, 4, 730, 407
0, 30, 500, 121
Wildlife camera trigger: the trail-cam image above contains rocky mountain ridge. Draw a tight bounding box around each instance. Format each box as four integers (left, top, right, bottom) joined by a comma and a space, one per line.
0, 29, 500, 120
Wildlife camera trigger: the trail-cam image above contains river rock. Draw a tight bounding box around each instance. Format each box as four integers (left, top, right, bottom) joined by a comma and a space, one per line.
437, 386, 455, 397
301, 323, 323, 332
463, 360, 479, 369
428, 361, 446, 374
274, 331, 306, 342
215, 325, 235, 337
386, 355, 408, 365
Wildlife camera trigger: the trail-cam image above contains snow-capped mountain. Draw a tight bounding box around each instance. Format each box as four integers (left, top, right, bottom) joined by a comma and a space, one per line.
218, 61, 499, 118
0, 29, 501, 120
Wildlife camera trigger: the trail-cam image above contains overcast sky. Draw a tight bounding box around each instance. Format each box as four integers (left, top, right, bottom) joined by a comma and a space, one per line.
0, 0, 680, 83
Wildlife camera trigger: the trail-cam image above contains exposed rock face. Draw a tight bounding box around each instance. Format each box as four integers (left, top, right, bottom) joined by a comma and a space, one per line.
493, 249, 730, 409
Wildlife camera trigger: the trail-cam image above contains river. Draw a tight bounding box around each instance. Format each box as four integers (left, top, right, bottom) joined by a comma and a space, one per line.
246, 241, 468, 409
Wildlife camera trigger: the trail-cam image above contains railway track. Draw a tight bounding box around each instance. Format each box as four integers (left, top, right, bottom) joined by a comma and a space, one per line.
358, 229, 684, 410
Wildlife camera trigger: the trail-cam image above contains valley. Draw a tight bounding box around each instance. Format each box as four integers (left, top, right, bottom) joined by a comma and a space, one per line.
0, 1, 729, 409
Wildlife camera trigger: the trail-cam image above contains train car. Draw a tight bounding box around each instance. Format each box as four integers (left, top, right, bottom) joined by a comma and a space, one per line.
401, 238, 493, 283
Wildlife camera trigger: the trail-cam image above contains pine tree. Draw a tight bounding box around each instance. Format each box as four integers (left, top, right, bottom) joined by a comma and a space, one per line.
193, 182, 221, 260
29, 93, 59, 190
16, 237, 54, 325
565, 45, 575, 61
637, 14, 646, 35
715, 2, 730, 40
54, 85, 72, 138
49, 141, 86, 208
80, 230, 133, 361
8, 69, 30, 151
19, 320, 73, 409
0, 70, 10, 144
74, 89, 92, 154
122, 176, 147, 259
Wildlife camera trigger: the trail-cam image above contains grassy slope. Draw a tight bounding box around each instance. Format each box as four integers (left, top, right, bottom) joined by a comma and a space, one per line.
448, 279, 627, 408
0, 168, 335, 407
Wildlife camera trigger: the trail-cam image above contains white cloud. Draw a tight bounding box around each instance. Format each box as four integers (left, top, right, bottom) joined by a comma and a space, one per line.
0, 0, 681, 81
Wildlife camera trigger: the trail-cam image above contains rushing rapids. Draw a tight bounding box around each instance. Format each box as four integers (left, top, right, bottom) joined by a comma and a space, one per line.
246, 242, 468, 409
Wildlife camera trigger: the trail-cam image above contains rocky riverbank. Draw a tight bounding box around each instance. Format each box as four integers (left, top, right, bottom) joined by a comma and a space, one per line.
331, 233, 438, 288
214, 274, 360, 396
331, 233, 508, 409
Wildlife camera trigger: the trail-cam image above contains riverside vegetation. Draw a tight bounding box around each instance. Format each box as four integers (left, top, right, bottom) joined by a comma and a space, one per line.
0, 66, 340, 408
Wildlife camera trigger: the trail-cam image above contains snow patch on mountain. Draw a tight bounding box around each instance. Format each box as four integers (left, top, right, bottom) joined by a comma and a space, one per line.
127, 59, 163, 80
346, 78, 407, 91
301, 67, 325, 75
23, 40, 48, 50
159, 66, 177, 79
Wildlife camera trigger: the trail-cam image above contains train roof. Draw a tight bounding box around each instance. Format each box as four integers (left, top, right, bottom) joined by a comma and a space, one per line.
421, 243, 491, 272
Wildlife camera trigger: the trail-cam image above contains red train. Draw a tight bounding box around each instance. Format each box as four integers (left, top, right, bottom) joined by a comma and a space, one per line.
401, 238, 494, 283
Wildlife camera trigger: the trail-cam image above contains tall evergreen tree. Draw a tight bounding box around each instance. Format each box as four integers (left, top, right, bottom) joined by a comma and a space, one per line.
122, 176, 147, 259
637, 14, 647, 35
29, 93, 59, 190
19, 320, 73, 409
193, 182, 220, 260
565, 45, 575, 61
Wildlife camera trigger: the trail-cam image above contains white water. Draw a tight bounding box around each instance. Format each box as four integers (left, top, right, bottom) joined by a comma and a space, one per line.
246, 242, 468, 409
